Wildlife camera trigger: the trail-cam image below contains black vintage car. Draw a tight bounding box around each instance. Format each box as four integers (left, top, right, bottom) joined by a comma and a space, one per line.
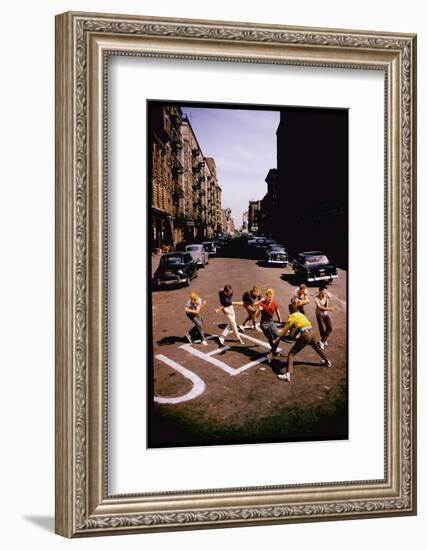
264, 244, 288, 267
153, 252, 197, 288
292, 251, 338, 283
202, 241, 217, 256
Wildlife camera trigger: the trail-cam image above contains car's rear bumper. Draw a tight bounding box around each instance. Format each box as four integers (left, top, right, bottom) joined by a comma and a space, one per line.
266, 259, 287, 265
307, 274, 338, 282
155, 277, 187, 286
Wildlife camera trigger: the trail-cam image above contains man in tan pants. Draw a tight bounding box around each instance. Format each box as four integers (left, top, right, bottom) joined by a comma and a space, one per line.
215, 285, 243, 345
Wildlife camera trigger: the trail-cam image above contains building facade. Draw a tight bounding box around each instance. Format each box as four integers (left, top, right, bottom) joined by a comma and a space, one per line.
205, 158, 222, 239
221, 208, 235, 235
258, 168, 278, 238
241, 210, 249, 234
248, 200, 261, 234
149, 105, 222, 250
149, 105, 186, 251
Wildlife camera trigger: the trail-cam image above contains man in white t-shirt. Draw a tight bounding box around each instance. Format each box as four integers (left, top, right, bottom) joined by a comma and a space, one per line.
184, 292, 208, 345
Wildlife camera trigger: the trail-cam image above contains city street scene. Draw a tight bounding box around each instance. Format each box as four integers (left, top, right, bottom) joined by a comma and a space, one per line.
148, 102, 348, 447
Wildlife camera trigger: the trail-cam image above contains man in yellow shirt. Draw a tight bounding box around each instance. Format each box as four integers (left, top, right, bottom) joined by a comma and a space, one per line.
273, 303, 331, 381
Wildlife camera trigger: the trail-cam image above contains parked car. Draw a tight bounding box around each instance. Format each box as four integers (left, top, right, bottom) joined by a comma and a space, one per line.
248, 237, 267, 248
185, 244, 209, 267
153, 252, 197, 287
202, 241, 217, 256
292, 251, 338, 283
264, 244, 288, 267
261, 239, 277, 248
214, 236, 227, 249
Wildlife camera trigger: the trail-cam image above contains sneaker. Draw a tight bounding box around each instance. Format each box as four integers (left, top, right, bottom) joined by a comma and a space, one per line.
317, 341, 325, 350
321, 359, 332, 368
278, 372, 291, 381
185, 332, 192, 344
243, 323, 253, 329
255, 324, 262, 332
201, 340, 208, 346
218, 336, 225, 346
324, 341, 328, 347
238, 325, 246, 333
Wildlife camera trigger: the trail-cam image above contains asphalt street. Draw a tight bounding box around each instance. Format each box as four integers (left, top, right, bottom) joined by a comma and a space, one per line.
150, 247, 348, 446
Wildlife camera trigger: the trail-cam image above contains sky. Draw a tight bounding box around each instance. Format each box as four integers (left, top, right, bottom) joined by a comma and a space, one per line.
181, 107, 280, 229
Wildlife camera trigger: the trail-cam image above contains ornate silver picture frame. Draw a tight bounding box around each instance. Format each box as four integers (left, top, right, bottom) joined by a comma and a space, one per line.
55, 11, 416, 537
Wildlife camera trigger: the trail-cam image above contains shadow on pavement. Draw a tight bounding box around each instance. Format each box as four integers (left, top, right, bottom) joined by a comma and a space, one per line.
157, 336, 188, 346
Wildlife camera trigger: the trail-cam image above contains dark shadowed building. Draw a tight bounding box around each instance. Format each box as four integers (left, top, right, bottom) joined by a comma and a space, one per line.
258, 168, 279, 238
275, 108, 348, 267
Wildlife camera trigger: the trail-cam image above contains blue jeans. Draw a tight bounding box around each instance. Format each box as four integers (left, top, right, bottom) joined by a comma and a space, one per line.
261, 320, 279, 354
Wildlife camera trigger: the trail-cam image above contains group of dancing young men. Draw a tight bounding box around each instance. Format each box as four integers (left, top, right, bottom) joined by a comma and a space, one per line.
184, 283, 333, 382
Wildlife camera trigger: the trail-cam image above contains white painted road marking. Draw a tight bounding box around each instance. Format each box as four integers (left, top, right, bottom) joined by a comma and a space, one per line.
207, 346, 231, 356
154, 354, 206, 404
180, 335, 283, 376
233, 356, 269, 373
155, 332, 292, 404
240, 332, 284, 353
180, 343, 237, 375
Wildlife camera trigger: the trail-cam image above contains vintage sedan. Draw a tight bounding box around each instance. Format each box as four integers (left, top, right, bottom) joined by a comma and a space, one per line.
292, 251, 338, 283
248, 237, 267, 248
153, 252, 198, 287
264, 244, 288, 267
185, 244, 209, 267
202, 241, 217, 256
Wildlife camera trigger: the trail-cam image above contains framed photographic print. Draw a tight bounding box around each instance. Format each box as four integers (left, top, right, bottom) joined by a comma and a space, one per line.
147, 100, 349, 449
55, 11, 417, 537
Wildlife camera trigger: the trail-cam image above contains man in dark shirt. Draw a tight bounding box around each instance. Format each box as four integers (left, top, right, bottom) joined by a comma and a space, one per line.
240, 286, 261, 331
215, 285, 243, 345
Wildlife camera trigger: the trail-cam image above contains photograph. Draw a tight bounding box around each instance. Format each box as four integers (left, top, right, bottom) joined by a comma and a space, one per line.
148, 101, 349, 447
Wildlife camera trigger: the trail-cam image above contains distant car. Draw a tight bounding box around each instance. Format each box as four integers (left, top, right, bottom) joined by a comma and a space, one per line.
255, 238, 272, 248
214, 236, 227, 248
292, 251, 338, 283
248, 237, 267, 248
261, 239, 277, 248
264, 244, 288, 267
153, 252, 197, 287
185, 244, 209, 267
202, 241, 217, 256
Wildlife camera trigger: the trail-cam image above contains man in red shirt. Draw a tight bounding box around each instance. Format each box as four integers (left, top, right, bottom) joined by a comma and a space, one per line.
258, 288, 282, 362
